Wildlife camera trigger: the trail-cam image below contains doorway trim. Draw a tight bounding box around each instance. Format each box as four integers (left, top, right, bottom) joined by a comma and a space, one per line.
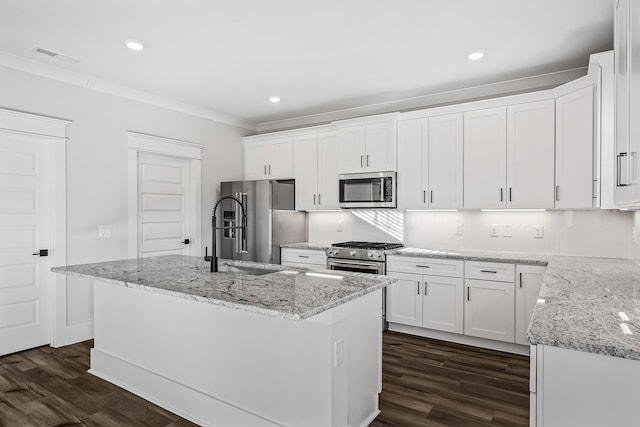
0, 108, 70, 348
126, 131, 204, 258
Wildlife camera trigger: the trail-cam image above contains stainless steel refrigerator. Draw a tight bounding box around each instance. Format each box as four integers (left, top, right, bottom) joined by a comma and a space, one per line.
218, 179, 307, 265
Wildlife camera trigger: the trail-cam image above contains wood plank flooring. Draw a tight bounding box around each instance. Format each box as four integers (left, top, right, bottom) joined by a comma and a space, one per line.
0, 332, 529, 426
372, 332, 530, 426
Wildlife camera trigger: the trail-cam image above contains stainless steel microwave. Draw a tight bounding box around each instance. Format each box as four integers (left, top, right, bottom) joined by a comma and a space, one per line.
339, 172, 396, 208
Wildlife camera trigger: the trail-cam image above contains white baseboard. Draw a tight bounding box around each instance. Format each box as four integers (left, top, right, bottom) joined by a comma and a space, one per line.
90, 348, 282, 427
388, 323, 530, 356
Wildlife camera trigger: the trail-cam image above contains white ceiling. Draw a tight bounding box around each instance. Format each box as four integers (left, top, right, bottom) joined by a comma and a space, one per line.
0, 0, 613, 129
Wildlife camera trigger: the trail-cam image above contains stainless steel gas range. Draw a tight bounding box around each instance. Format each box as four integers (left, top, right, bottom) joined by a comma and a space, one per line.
326, 241, 404, 275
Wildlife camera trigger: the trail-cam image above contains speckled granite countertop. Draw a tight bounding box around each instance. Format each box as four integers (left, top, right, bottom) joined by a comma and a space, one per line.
283, 242, 640, 360
52, 256, 395, 321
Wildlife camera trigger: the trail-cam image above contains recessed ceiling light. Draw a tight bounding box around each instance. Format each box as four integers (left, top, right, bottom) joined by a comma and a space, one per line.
125, 40, 145, 51
269, 96, 281, 103
468, 51, 484, 61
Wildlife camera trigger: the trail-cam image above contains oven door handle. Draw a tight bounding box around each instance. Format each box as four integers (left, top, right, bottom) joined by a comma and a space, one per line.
328, 260, 382, 271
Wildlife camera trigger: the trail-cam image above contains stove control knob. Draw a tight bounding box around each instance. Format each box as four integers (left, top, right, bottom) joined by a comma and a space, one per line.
349, 250, 357, 256
367, 252, 373, 258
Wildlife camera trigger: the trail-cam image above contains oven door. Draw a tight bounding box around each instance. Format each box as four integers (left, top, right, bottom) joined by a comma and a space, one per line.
327, 258, 385, 275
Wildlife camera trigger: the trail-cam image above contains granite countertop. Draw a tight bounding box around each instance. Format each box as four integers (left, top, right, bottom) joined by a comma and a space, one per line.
281, 242, 333, 251
283, 242, 640, 361
52, 256, 395, 321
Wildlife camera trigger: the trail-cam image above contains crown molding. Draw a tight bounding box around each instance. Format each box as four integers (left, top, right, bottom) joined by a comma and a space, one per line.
257, 67, 588, 132
0, 50, 258, 131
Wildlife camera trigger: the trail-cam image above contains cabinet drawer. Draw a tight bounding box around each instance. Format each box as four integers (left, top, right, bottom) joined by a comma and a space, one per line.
465, 261, 515, 282
387, 256, 463, 278
281, 248, 327, 266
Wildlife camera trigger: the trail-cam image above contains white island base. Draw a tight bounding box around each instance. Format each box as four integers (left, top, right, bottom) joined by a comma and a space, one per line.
89, 279, 383, 427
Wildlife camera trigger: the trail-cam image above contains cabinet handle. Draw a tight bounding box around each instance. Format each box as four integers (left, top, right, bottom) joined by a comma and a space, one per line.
264, 165, 267, 175
509, 187, 512, 202
366, 155, 369, 166
555, 185, 560, 201
415, 264, 431, 268
500, 188, 504, 202
423, 190, 426, 203
360, 155, 364, 167
298, 255, 309, 259
318, 194, 321, 205
480, 269, 497, 274
424, 282, 428, 296
430, 190, 433, 203
416, 281, 420, 295
313, 194, 316, 205
268, 164, 271, 175
519, 272, 523, 288
467, 287, 470, 301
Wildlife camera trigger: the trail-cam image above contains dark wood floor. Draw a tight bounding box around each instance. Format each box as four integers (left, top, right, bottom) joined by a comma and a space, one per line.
372, 332, 530, 426
0, 333, 529, 426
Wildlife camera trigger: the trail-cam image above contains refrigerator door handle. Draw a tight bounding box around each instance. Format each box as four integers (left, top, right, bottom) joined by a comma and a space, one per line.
234, 192, 240, 253
240, 192, 248, 253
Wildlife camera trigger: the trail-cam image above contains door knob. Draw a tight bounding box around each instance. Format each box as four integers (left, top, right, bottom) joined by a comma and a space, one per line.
33, 249, 49, 257
182, 239, 190, 245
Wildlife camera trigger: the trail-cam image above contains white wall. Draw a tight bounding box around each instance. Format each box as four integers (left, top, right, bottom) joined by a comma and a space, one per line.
0, 65, 251, 329
309, 209, 634, 258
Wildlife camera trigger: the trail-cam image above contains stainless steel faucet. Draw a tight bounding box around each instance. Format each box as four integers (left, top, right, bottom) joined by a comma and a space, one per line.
205, 196, 247, 272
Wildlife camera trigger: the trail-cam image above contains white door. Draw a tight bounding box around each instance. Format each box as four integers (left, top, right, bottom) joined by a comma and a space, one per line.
515, 265, 545, 345
339, 126, 366, 173
464, 107, 507, 208
268, 137, 293, 179
556, 86, 595, 208
464, 278, 515, 343
292, 134, 319, 210
365, 121, 396, 172
138, 153, 192, 258
244, 141, 269, 180
317, 131, 340, 209
507, 100, 555, 209
385, 271, 422, 327
429, 113, 464, 209
0, 134, 51, 356
397, 118, 428, 209
423, 275, 464, 334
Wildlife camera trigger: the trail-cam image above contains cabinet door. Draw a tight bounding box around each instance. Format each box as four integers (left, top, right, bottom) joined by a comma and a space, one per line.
555, 87, 595, 208
365, 121, 397, 172
244, 141, 269, 180
515, 265, 545, 345
386, 271, 423, 327
317, 131, 340, 209
507, 100, 555, 209
464, 278, 515, 343
429, 113, 464, 209
339, 126, 366, 173
292, 134, 319, 210
423, 275, 463, 334
397, 119, 428, 209
464, 107, 507, 208
268, 137, 293, 179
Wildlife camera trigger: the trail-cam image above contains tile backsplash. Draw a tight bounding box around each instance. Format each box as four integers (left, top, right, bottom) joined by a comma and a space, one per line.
308, 209, 634, 258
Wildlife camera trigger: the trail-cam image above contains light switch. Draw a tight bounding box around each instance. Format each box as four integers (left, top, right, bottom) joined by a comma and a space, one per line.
98, 225, 112, 238
503, 224, 513, 237
533, 225, 544, 239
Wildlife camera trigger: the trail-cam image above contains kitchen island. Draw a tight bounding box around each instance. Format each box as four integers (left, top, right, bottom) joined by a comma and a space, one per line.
52, 255, 396, 427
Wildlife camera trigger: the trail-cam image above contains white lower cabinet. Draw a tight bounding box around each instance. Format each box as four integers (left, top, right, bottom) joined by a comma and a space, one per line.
385, 271, 423, 327
515, 265, 545, 345
464, 278, 515, 343
280, 248, 327, 269
422, 275, 464, 334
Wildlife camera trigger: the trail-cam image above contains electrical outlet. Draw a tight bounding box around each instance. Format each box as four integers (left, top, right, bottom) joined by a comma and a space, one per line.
337, 222, 343, 232
455, 224, 464, 235
334, 339, 345, 367
503, 224, 513, 237
533, 225, 544, 239
489, 224, 500, 237
98, 225, 111, 238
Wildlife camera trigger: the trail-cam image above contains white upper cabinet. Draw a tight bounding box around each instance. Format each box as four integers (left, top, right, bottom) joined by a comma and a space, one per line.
555, 86, 595, 208
507, 100, 555, 209
244, 136, 293, 180
464, 107, 508, 208
614, 0, 640, 205
292, 131, 340, 210
337, 115, 398, 173
398, 113, 463, 210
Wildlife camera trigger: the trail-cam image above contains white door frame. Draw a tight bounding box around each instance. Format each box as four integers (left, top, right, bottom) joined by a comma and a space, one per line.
127, 131, 204, 258
0, 108, 70, 348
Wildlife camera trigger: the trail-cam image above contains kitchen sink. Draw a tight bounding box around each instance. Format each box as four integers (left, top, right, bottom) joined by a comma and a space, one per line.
215, 264, 280, 276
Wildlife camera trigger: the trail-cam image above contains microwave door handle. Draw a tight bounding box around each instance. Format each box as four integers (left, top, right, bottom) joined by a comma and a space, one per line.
380, 178, 385, 201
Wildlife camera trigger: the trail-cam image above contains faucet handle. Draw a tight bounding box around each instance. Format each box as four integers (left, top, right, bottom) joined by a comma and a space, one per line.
204, 246, 212, 262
